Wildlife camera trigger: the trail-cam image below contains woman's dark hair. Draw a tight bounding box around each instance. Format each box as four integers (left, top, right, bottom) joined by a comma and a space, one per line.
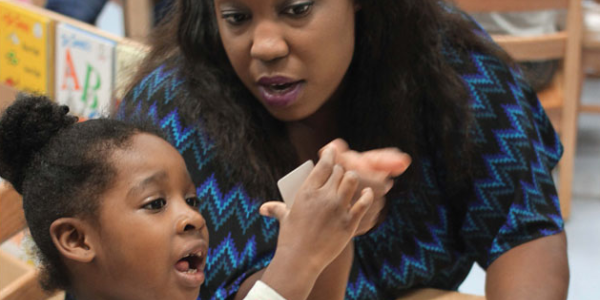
0, 94, 163, 291
125, 0, 510, 198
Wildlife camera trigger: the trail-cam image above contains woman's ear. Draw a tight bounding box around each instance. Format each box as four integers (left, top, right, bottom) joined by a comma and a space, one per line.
50, 218, 96, 263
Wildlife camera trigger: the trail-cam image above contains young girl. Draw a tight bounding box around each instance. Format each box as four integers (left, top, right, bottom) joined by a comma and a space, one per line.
0, 94, 374, 300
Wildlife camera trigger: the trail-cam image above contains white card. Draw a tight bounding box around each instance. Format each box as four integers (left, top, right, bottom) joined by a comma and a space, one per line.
277, 160, 315, 208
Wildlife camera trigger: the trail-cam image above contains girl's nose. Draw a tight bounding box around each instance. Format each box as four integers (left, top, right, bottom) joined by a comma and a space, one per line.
176, 205, 206, 233
250, 21, 289, 62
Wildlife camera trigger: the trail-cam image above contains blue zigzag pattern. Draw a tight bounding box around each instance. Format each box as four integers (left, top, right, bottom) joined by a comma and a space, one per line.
205, 234, 257, 285
132, 65, 185, 105
460, 66, 563, 265
382, 208, 450, 284
197, 174, 264, 235
345, 38, 562, 297
462, 53, 509, 144
346, 270, 379, 300
464, 53, 507, 116
157, 107, 215, 171
116, 32, 563, 299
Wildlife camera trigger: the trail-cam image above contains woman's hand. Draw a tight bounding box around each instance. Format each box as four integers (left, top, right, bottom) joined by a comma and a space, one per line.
260, 147, 374, 272
319, 139, 412, 236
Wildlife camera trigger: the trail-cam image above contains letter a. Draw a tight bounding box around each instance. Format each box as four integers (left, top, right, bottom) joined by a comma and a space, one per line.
61, 49, 80, 91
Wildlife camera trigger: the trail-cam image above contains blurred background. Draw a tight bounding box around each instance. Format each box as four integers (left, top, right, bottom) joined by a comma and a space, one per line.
0, 0, 599, 299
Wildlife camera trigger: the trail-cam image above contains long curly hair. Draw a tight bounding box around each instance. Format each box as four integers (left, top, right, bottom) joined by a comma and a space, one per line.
125, 0, 508, 198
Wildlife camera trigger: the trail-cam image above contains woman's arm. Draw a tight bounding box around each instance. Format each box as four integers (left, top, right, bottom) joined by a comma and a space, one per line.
485, 232, 569, 300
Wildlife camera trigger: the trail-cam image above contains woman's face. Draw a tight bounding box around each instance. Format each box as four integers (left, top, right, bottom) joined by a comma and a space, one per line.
214, 0, 357, 121
90, 133, 209, 300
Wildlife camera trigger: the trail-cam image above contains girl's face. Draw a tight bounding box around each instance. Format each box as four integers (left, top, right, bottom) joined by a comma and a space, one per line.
89, 133, 208, 300
215, 0, 357, 121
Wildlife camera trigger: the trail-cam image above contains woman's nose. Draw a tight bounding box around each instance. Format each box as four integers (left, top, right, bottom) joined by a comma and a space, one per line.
250, 21, 289, 62
176, 205, 206, 233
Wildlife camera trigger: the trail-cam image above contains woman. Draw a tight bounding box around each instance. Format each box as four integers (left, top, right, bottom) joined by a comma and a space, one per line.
117, 0, 569, 299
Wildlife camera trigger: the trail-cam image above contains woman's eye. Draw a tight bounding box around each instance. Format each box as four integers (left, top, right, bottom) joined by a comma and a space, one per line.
186, 196, 201, 209
143, 199, 166, 210
222, 12, 251, 25
283, 2, 314, 17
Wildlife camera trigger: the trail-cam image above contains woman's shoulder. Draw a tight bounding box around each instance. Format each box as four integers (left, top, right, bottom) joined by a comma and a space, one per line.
446, 47, 562, 175
438, 9, 562, 166
116, 58, 210, 132
116, 61, 214, 154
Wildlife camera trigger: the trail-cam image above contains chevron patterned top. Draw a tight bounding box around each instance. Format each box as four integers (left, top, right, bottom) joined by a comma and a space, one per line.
111, 30, 564, 300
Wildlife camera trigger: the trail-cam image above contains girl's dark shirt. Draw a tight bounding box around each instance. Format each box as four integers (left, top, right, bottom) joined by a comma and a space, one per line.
115, 30, 564, 300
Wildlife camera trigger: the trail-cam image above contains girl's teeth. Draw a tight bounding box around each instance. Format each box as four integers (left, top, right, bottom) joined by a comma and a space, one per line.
183, 251, 202, 258
186, 269, 198, 274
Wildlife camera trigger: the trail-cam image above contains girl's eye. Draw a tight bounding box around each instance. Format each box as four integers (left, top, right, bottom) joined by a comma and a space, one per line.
143, 198, 166, 210
222, 12, 251, 25
283, 2, 314, 17
186, 196, 201, 209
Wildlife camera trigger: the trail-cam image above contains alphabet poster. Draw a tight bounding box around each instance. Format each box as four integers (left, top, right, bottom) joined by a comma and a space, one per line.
55, 23, 116, 119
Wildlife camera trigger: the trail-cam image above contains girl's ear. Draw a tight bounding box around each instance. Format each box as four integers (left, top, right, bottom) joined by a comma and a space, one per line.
50, 218, 96, 263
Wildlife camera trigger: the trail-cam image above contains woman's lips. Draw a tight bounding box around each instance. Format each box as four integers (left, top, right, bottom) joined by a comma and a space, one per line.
257, 76, 305, 108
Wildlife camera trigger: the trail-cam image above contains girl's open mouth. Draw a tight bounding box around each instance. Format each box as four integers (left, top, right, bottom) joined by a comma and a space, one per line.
174, 250, 206, 287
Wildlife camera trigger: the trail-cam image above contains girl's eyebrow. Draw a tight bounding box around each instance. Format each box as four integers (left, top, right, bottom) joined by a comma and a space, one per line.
127, 171, 168, 197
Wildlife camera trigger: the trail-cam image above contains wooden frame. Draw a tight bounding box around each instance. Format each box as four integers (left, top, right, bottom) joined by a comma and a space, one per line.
0, 185, 27, 243
122, 0, 155, 42
0, 183, 51, 300
492, 32, 567, 61
581, 1, 600, 111
454, 0, 567, 13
